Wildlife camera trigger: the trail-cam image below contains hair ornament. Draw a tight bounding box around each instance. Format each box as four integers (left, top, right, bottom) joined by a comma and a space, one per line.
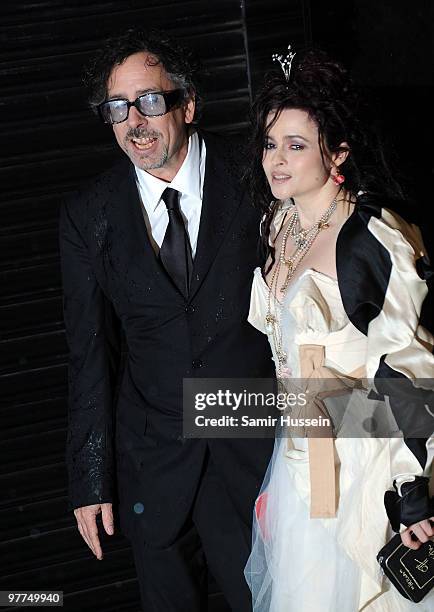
272, 44, 296, 81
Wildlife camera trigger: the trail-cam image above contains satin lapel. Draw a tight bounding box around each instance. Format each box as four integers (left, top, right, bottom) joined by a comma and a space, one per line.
189, 133, 243, 300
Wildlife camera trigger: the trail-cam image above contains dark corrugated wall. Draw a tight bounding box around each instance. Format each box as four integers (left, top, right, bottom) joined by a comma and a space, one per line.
0, 2, 310, 610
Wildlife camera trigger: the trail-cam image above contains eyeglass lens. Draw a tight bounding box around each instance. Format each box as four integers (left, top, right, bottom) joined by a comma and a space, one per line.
100, 92, 170, 124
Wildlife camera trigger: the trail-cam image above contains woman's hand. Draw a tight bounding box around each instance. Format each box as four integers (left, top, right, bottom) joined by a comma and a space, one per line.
400, 517, 434, 550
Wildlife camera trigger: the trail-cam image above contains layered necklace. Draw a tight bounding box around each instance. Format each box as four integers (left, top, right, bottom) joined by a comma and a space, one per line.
265, 197, 338, 375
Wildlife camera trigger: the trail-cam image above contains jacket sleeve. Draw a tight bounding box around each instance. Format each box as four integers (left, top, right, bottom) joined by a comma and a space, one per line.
59, 196, 120, 512
337, 202, 434, 531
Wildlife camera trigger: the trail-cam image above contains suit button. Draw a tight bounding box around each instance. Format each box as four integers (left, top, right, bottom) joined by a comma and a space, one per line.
184, 304, 195, 314
192, 359, 203, 369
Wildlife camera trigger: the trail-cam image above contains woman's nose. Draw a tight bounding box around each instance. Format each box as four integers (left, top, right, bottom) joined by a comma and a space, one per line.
272, 146, 287, 165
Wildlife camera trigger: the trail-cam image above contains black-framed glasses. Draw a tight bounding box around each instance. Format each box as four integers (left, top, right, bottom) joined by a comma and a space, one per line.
97, 89, 186, 124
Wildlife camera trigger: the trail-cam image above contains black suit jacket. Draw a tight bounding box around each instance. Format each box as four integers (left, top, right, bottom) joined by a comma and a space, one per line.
59, 131, 275, 547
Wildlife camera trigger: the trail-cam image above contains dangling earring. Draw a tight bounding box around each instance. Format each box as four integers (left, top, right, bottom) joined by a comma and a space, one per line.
331, 167, 345, 185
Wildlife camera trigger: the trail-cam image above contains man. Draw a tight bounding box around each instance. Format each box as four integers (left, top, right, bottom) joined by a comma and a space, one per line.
59, 28, 274, 611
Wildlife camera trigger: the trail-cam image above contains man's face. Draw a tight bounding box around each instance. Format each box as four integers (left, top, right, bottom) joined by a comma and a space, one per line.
107, 51, 195, 181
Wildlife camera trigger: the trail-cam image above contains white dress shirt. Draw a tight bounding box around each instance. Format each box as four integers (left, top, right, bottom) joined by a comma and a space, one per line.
134, 131, 206, 258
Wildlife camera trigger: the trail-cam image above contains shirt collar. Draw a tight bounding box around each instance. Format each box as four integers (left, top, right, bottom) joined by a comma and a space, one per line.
135, 131, 202, 213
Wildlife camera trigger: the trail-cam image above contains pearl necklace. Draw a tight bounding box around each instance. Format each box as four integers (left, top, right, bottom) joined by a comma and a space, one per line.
264, 197, 337, 375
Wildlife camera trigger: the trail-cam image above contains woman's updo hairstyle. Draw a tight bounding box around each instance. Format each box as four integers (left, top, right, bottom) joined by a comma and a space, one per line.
247, 47, 404, 253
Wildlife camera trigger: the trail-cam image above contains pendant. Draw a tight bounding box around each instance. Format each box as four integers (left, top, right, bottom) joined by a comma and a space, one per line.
295, 236, 307, 248
277, 349, 287, 363
295, 230, 307, 247
265, 313, 276, 333
281, 258, 293, 270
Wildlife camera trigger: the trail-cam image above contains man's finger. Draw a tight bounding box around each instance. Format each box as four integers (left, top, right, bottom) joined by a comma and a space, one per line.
86, 524, 103, 560
77, 520, 96, 555
101, 504, 114, 535
81, 512, 103, 559
77, 510, 100, 558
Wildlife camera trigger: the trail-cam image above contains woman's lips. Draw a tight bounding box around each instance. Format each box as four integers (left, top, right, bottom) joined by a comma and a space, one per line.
271, 173, 292, 183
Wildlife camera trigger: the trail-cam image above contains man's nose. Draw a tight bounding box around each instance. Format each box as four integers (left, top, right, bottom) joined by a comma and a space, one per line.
126, 105, 148, 129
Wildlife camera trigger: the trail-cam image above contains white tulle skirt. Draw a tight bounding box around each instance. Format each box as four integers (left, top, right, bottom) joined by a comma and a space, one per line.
244, 434, 434, 612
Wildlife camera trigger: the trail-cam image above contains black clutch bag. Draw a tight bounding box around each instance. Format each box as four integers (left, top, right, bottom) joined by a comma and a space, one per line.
377, 533, 434, 602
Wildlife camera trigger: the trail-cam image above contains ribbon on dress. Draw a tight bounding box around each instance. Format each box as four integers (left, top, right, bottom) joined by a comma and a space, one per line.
284, 344, 366, 519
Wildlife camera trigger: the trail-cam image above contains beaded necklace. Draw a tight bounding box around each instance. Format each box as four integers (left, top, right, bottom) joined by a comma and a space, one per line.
264, 197, 337, 375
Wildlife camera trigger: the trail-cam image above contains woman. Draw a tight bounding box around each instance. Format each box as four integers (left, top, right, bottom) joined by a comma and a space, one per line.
244, 47, 434, 611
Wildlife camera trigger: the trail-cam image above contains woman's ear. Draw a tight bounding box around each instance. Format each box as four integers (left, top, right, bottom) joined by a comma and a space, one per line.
332, 142, 350, 167
329, 142, 350, 185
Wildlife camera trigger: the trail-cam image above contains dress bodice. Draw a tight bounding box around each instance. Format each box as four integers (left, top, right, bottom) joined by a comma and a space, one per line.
248, 266, 367, 378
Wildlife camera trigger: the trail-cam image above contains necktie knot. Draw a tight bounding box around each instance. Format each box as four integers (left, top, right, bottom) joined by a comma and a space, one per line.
161, 187, 180, 212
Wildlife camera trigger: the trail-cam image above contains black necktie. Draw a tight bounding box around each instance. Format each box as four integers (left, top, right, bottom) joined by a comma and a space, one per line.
159, 187, 193, 297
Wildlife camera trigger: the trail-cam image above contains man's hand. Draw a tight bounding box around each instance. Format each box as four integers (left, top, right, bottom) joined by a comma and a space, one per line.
74, 503, 114, 560
400, 517, 434, 550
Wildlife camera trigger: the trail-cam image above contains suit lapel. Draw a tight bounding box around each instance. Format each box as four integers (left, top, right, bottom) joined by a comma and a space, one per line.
109, 160, 157, 261
101, 160, 171, 291
189, 132, 244, 299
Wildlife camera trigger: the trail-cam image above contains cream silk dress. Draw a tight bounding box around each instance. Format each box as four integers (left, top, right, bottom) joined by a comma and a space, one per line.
244, 206, 434, 611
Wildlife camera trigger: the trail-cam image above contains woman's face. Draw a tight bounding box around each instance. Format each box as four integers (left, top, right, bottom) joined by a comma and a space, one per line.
262, 108, 331, 201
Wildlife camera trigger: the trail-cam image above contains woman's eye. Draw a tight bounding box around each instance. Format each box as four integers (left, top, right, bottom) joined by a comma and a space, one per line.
263, 142, 304, 151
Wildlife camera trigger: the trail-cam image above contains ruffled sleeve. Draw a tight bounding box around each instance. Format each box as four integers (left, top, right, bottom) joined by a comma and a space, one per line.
363, 208, 434, 381
337, 201, 434, 530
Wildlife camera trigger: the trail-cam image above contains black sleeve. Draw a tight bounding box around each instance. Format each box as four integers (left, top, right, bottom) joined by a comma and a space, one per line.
59, 196, 121, 511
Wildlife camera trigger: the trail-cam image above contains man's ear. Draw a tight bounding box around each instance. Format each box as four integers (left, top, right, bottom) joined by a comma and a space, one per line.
332, 142, 350, 167
184, 94, 196, 124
